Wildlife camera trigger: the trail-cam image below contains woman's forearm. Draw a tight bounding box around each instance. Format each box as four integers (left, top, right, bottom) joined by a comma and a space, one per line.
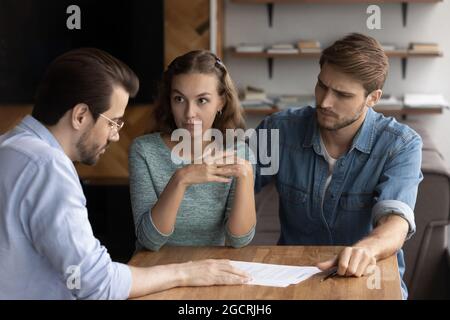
226, 166, 256, 236
149, 171, 187, 235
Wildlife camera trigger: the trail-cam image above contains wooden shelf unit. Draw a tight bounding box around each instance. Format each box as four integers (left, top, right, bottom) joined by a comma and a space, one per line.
231, 49, 443, 78
232, 49, 443, 59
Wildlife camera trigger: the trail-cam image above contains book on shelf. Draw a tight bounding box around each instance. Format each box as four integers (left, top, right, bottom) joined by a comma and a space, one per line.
267, 48, 299, 54
240, 98, 275, 109
242, 85, 267, 100
374, 94, 403, 110
408, 42, 441, 54
381, 43, 397, 52
298, 48, 321, 53
271, 94, 315, 109
267, 43, 299, 54
235, 43, 265, 53
297, 40, 321, 53
404, 93, 448, 108
271, 43, 295, 49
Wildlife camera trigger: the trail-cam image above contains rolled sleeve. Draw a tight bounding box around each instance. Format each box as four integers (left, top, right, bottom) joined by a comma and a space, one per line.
373, 133, 423, 241
372, 200, 416, 240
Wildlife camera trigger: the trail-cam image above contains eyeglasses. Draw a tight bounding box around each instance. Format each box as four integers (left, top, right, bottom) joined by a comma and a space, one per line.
98, 113, 124, 137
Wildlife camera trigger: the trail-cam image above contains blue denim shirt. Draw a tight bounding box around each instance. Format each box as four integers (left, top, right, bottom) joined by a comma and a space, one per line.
255, 106, 423, 298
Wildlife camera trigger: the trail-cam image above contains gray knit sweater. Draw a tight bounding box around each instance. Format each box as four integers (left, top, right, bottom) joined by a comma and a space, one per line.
129, 133, 255, 251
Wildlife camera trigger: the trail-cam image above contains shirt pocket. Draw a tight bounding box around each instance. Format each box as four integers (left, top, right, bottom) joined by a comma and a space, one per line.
278, 182, 308, 205
339, 193, 374, 212
277, 182, 320, 235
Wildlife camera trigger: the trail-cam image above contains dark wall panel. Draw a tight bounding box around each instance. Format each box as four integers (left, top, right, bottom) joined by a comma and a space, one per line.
0, 0, 163, 104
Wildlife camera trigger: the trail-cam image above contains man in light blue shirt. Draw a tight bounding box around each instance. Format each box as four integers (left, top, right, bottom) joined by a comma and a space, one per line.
255, 34, 423, 299
0, 48, 250, 299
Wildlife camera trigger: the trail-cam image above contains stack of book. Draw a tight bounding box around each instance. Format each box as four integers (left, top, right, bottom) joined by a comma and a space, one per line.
240, 86, 274, 109
297, 40, 321, 53
235, 43, 265, 53
404, 93, 448, 108
271, 94, 315, 110
267, 43, 299, 54
380, 43, 397, 52
408, 42, 441, 54
374, 94, 403, 110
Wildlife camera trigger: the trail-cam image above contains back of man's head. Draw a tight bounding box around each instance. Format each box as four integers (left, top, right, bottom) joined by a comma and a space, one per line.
32, 48, 139, 125
319, 33, 389, 95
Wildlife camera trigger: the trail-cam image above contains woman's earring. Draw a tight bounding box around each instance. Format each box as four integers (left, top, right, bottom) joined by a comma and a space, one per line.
217, 109, 223, 116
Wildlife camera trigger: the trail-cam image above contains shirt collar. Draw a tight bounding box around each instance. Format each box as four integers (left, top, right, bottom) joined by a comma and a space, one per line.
303, 107, 376, 155
351, 107, 376, 154
18, 115, 65, 153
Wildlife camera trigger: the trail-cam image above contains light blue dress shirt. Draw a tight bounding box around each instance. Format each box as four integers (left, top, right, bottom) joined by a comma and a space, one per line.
0, 116, 131, 299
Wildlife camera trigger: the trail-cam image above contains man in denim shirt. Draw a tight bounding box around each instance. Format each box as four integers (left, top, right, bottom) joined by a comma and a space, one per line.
255, 33, 422, 299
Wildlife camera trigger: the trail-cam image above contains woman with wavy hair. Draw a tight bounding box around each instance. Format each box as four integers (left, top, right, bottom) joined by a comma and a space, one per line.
129, 50, 256, 251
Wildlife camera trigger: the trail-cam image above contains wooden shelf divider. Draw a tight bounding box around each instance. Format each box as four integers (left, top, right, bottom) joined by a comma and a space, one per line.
231, 49, 443, 79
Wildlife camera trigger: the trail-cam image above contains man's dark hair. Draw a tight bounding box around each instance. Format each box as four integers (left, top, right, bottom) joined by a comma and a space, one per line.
32, 48, 139, 125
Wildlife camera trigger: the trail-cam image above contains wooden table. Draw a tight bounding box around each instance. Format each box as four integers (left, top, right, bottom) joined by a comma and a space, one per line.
128, 246, 402, 300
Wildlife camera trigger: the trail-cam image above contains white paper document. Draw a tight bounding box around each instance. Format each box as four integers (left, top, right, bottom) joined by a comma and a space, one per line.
230, 260, 322, 287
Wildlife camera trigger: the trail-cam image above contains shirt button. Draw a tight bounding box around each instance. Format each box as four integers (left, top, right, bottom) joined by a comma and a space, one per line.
330, 194, 335, 199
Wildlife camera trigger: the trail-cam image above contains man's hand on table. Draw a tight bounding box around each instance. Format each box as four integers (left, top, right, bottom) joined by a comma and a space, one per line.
316, 246, 377, 278
316, 214, 409, 278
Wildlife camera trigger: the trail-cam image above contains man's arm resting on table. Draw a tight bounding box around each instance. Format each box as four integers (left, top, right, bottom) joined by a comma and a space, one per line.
127, 259, 252, 299
317, 214, 409, 277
